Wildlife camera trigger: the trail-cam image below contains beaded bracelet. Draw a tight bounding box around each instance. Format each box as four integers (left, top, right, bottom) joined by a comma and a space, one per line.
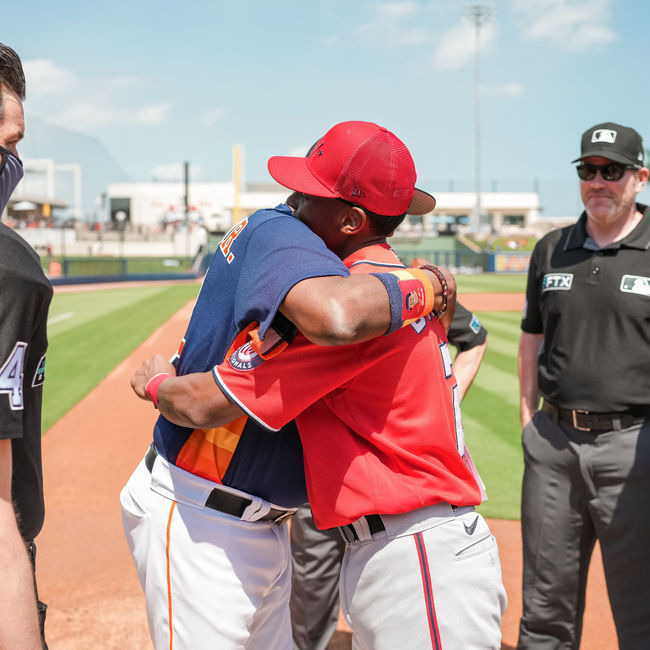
419, 264, 448, 314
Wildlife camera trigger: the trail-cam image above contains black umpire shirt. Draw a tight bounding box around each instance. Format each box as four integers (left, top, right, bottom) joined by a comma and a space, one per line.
448, 303, 487, 352
0, 222, 52, 541
521, 203, 650, 412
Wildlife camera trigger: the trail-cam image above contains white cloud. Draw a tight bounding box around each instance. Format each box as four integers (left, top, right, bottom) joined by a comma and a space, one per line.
358, 1, 428, 47
433, 20, 497, 70
481, 82, 525, 97
378, 1, 419, 18
21, 58, 173, 130
149, 162, 206, 182
513, 0, 617, 50
136, 103, 172, 124
23, 59, 79, 96
202, 107, 226, 126
51, 101, 173, 129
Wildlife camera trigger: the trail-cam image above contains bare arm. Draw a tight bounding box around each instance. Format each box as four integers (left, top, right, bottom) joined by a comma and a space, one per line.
453, 337, 488, 401
518, 332, 543, 428
280, 267, 452, 346
0, 440, 41, 650
130, 355, 242, 429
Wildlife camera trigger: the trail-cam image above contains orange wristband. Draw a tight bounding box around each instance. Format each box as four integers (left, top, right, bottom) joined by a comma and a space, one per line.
371, 269, 435, 333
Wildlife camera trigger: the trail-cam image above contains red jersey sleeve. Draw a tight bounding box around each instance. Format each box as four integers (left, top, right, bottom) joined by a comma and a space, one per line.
213, 334, 364, 431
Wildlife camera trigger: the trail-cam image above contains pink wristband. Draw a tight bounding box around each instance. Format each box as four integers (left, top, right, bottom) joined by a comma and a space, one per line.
144, 372, 172, 407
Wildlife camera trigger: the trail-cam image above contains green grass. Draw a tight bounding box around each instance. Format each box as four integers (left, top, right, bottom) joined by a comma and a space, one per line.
461, 311, 523, 520
456, 273, 527, 293
43, 283, 199, 431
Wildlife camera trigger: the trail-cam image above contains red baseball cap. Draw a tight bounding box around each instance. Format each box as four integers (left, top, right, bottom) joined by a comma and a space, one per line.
268, 121, 436, 216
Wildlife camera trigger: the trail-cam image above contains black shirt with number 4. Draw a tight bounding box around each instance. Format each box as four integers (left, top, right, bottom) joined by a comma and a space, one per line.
0, 222, 52, 541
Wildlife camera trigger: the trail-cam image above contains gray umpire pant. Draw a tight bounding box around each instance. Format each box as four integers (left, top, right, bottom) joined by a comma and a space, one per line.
517, 409, 650, 650
290, 504, 345, 650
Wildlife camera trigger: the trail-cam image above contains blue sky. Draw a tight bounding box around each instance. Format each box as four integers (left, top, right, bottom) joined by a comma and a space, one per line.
6, 0, 650, 216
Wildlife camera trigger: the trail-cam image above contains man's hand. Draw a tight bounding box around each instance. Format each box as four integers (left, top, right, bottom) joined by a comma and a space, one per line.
131, 354, 177, 400
410, 258, 457, 331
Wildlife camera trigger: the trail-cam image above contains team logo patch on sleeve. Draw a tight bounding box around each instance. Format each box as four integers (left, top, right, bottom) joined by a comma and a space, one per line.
469, 315, 481, 334
406, 290, 421, 312
229, 342, 264, 371
542, 273, 573, 291
32, 354, 46, 387
620, 275, 650, 297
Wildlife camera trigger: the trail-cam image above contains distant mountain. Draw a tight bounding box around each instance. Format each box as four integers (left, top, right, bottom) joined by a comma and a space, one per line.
20, 116, 130, 222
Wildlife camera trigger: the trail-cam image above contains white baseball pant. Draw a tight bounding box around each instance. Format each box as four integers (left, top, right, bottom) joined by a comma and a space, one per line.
339, 503, 507, 649
120, 451, 293, 650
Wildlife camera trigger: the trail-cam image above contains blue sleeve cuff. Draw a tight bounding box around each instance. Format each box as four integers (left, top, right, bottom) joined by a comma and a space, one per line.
370, 273, 403, 335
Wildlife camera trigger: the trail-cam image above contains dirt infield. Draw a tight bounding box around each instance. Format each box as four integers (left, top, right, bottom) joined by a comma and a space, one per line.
36, 294, 616, 649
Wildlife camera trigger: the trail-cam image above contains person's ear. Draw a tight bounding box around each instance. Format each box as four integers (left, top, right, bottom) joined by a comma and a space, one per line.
636, 167, 649, 191
340, 205, 366, 235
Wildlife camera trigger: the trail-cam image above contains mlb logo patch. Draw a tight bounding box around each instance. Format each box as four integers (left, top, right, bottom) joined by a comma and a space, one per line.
229, 342, 263, 371
592, 129, 616, 144
620, 275, 650, 297
32, 354, 46, 387
542, 273, 573, 291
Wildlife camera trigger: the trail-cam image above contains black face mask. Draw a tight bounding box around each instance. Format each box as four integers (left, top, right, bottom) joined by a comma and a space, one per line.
0, 146, 24, 213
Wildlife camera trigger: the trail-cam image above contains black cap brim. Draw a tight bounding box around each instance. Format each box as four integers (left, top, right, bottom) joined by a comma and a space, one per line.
407, 188, 436, 215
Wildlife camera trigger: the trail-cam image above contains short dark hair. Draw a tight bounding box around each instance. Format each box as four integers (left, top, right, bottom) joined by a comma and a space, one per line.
365, 209, 406, 237
0, 43, 26, 119
338, 198, 406, 237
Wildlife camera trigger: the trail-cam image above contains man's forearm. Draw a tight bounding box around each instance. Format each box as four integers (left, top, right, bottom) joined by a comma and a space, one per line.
131, 354, 242, 428
0, 442, 41, 650
454, 339, 487, 401
518, 332, 543, 427
156, 373, 243, 429
280, 267, 452, 346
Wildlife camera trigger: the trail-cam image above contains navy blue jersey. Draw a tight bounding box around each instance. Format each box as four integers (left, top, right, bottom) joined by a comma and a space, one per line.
152, 205, 349, 506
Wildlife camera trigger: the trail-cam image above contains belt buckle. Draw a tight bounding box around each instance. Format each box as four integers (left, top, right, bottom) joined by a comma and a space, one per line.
572, 409, 591, 431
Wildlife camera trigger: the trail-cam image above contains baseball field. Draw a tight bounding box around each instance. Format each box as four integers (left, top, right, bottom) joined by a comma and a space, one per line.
37, 276, 615, 649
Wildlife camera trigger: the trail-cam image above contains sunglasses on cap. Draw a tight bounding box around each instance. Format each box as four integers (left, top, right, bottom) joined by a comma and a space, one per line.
576, 162, 639, 182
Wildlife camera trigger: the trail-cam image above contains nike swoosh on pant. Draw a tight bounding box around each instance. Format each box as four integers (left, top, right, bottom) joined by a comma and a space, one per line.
463, 516, 479, 536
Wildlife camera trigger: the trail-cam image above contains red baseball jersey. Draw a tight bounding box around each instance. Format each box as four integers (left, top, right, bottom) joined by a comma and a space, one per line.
214, 244, 484, 528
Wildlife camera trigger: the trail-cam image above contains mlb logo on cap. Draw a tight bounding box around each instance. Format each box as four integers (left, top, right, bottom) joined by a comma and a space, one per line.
573, 121, 644, 167
591, 129, 616, 144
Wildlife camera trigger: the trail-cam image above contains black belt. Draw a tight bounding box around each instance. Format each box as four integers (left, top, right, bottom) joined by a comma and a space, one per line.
338, 514, 386, 543
144, 444, 295, 524
542, 400, 649, 432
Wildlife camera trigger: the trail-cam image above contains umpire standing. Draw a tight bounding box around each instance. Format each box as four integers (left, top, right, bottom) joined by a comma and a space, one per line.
0, 43, 51, 649
517, 122, 650, 649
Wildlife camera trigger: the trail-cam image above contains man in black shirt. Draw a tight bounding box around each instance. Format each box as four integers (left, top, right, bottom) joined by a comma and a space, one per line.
0, 42, 52, 649
518, 122, 650, 649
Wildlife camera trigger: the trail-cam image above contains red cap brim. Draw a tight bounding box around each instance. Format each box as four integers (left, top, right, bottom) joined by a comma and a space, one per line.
268, 156, 339, 199
408, 189, 436, 215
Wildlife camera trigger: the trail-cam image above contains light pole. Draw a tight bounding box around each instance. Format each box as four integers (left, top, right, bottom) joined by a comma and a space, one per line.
115, 209, 127, 262
466, 4, 493, 232
184, 161, 190, 264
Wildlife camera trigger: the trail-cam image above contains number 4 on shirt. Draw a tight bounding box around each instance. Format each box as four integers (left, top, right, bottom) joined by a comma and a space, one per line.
0, 342, 27, 411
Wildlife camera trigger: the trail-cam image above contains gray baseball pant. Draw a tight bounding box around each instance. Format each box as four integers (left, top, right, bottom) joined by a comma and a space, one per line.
290, 504, 345, 650
518, 409, 650, 649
